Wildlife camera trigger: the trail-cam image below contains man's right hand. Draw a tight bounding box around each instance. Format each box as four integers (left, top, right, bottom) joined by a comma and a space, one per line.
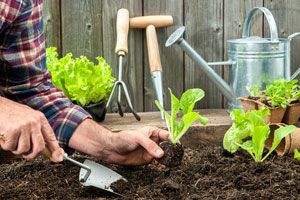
0, 97, 63, 162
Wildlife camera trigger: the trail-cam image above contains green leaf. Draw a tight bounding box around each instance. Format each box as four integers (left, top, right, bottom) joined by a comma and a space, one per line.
180, 88, 205, 114
252, 126, 270, 162
294, 149, 300, 160
46, 47, 115, 106
263, 125, 296, 161
155, 88, 207, 144
223, 125, 242, 153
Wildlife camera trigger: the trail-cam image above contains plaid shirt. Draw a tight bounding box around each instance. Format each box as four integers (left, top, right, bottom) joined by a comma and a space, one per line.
0, 0, 91, 153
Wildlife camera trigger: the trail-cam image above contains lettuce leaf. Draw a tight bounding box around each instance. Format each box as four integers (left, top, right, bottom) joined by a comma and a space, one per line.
46, 47, 115, 106
155, 88, 208, 144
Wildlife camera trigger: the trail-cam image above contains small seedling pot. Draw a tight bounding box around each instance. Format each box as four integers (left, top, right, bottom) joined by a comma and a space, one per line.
156, 141, 184, 168
266, 124, 300, 156
265, 123, 291, 156
83, 101, 107, 122
238, 97, 259, 112
257, 102, 286, 124
282, 102, 300, 125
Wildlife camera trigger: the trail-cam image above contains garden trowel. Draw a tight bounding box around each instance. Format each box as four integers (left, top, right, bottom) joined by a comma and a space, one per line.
146, 25, 164, 119
43, 148, 125, 196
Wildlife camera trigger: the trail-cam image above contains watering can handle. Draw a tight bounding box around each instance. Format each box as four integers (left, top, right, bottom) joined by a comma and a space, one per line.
242, 7, 278, 42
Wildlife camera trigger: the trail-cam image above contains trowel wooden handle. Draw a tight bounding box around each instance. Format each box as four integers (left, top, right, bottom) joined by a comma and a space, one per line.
146, 25, 162, 72
130, 15, 173, 28
115, 8, 129, 55
43, 147, 65, 163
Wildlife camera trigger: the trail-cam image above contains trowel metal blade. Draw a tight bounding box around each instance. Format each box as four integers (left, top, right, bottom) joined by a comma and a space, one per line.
79, 159, 126, 195
151, 71, 164, 119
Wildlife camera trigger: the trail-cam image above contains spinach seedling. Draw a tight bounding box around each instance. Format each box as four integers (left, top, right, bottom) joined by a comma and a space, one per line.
223, 109, 296, 162
155, 88, 208, 167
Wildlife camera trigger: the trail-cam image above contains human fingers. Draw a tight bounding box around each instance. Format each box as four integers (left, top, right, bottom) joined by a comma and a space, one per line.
12, 128, 31, 155
41, 119, 64, 162
134, 133, 164, 158
23, 123, 45, 160
0, 129, 19, 152
142, 126, 170, 142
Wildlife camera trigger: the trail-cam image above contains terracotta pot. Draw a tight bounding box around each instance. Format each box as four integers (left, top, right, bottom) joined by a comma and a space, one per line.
266, 124, 300, 156
288, 128, 300, 154
238, 97, 259, 112
258, 102, 286, 124
83, 101, 107, 122
282, 103, 300, 125
265, 123, 291, 156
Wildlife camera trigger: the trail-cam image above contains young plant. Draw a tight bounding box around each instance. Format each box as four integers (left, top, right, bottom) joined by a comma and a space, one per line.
247, 84, 264, 98
223, 109, 296, 162
155, 88, 208, 144
294, 149, 300, 160
46, 47, 115, 107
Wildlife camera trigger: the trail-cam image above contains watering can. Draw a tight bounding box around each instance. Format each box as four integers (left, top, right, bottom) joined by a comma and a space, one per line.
166, 7, 300, 110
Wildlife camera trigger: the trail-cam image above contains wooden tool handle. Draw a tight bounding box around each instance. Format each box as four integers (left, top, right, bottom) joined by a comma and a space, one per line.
43, 147, 65, 163
115, 8, 129, 55
146, 25, 162, 72
130, 15, 173, 28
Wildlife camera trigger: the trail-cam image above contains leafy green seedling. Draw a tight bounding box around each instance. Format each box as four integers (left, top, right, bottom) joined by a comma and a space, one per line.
155, 88, 208, 144
46, 47, 115, 106
223, 109, 296, 162
247, 84, 264, 98
294, 149, 300, 160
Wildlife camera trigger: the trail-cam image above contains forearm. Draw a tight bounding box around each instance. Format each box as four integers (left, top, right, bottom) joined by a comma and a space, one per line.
68, 119, 115, 160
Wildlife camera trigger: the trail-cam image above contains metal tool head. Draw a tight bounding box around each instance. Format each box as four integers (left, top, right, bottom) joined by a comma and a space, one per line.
151, 71, 164, 119
79, 159, 126, 196
165, 26, 185, 47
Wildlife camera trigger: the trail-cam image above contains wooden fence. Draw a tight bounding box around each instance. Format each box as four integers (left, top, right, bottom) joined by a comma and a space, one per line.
43, 0, 300, 112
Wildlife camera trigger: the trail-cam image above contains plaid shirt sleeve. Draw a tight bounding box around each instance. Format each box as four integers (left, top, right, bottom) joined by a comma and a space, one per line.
0, 0, 91, 153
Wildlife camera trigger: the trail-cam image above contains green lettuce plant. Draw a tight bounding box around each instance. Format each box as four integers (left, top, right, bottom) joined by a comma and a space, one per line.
155, 88, 208, 144
223, 109, 296, 162
46, 47, 115, 107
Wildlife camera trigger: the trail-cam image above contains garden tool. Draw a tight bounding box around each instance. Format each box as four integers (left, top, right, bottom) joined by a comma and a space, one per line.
146, 25, 165, 119
43, 148, 125, 196
165, 7, 300, 111
106, 8, 141, 121
130, 15, 173, 28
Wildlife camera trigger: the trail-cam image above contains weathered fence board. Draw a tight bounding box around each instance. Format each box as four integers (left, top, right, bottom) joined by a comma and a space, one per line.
43, 0, 61, 54
143, 0, 184, 111
43, 0, 300, 112
264, 0, 300, 77
185, 0, 224, 108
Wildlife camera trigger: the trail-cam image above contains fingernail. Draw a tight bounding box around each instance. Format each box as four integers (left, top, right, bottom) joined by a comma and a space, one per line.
58, 154, 64, 162
155, 148, 164, 158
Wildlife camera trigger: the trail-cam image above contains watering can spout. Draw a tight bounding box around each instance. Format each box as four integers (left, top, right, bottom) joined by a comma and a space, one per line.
165, 27, 235, 102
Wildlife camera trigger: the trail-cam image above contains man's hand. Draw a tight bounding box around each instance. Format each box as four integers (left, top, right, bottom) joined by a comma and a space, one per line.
104, 127, 169, 165
0, 97, 63, 162
69, 119, 169, 165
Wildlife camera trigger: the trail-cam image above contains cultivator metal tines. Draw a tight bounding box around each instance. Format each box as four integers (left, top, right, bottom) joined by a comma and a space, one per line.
106, 8, 141, 121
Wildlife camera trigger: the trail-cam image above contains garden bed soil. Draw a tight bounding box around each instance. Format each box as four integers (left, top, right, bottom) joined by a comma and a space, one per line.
1, 142, 300, 200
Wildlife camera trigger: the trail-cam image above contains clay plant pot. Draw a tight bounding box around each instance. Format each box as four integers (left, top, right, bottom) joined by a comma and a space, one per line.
238, 97, 259, 112
257, 102, 286, 124
266, 124, 300, 156
83, 101, 107, 122
265, 123, 291, 156
282, 102, 300, 125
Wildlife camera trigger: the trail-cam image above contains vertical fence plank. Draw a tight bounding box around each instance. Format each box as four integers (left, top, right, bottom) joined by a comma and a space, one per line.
143, 0, 184, 111
184, 0, 224, 108
43, 0, 61, 53
102, 0, 143, 112
223, 0, 263, 107
61, 0, 103, 62
264, 0, 300, 77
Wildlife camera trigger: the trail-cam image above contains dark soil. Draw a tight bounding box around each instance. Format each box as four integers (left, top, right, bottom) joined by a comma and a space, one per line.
157, 141, 184, 167
2, 143, 300, 200
247, 96, 261, 101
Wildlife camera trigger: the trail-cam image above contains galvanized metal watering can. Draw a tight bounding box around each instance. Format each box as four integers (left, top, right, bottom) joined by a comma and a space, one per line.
166, 7, 300, 110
